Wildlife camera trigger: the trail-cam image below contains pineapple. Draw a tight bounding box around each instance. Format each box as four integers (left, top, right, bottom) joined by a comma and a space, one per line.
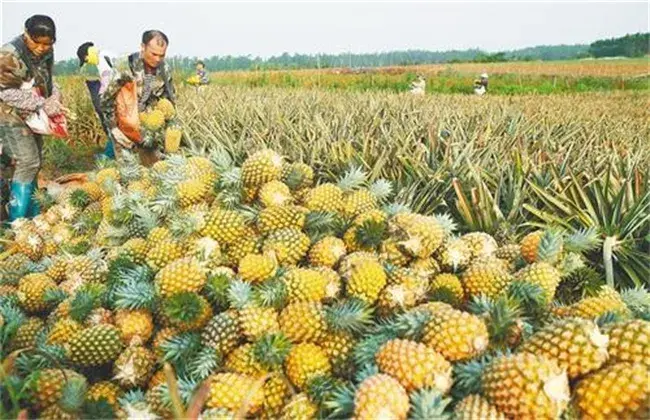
202, 311, 243, 355
342, 257, 387, 304
151, 327, 179, 362
574, 362, 650, 419
224, 228, 261, 267
113, 346, 156, 388
422, 307, 489, 361
17, 273, 57, 313
66, 253, 107, 284
495, 244, 522, 263
47, 318, 83, 346
147, 226, 172, 243
257, 205, 306, 235
518, 318, 609, 379
461, 232, 498, 260
430, 273, 465, 305
238, 306, 280, 340
155, 98, 175, 119
8, 317, 44, 351
454, 395, 506, 420
146, 241, 186, 271
262, 373, 292, 418
86, 381, 123, 410
225, 343, 268, 377
380, 239, 412, 267
354, 374, 410, 420
515, 262, 562, 304
285, 342, 331, 389
141, 109, 165, 130
569, 286, 632, 319
376, 338, 452, 393
68, 324, 124, 367
280, 393, 317, 420
385, 265, 429, 300
602, 319, 650, 367
343, 209, 387, 253
520, 230, 545, 264
279, 302, 326, 343
118, 238, 149, 264
409, 256, 441, 277
392, 213, 446, 259
481, 353, 570, 419
33, 368, 86, 410
207, 373, 265, 415
114, 309, 155, 345
14, 229, 44, 261
238, 253, 278, 282
164, 126, 182, 153
318, 331, 356, 378
461, 257, 513, 300
176, 178, 208, 207
436, 237, 472, 272
258, 180, 293, 207
309, 236, 347, 268
201, 208, 247, 246
283, 268, 329, 303
303, 183, 343, 213
241, 150, 284, 188
262, 227, 310, 266
282, 162, 314, 191
377, 284, 418, 316
155, 257, 206, 298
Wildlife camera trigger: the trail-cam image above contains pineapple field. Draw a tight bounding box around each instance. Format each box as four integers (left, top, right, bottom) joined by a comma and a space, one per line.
1, 71, 649, 419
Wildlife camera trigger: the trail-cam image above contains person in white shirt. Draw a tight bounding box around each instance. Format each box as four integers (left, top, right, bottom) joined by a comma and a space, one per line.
410, 74, 426, 95
474, 73, 489, 96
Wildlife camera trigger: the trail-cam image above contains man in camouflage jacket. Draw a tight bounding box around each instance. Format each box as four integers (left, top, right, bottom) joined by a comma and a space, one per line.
100, 30, 175, 166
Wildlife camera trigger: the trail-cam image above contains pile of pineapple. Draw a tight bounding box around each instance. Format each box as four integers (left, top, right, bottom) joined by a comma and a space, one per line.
139, 98, 182, 153
0, 148, 648, 419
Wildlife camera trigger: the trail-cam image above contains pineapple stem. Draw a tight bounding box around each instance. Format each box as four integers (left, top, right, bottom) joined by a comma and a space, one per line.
603, 236, 617, 288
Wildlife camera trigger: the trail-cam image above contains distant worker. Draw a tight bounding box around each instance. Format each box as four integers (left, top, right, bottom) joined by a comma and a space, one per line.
196, 61, 209, 85
410, 74, 426, 95
77, 41, 116, 159
474, 73, 488, 96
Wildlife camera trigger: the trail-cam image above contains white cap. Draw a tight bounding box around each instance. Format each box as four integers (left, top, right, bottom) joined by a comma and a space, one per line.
481, 73, 488, 78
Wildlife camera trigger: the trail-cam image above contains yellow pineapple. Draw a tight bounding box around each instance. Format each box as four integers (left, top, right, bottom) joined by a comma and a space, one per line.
207, 373, 265, 415
241, 150, 284, 188
379, 239, 412, 267
309, 236, 347, 268
461, 257, 513, 300
285, 342, 331, 389
201, 208, 247, 246
376, 338, 452, 393
164, 126, 182, 153
518, 318, 609, 379
262, 227, 310, 266
114, 309, 155, 345
454, 395, 506, 420
354, 374, 410, 420
279, 302, 326, 343
282, 162, 314, 191
113, 345, 156, 388
155, 98, 175, 119
155, 257, 206, 298
342, 257, 387, 304
569, 285, 632, 319
391, 213, 446, 259
430, 273, 465, 305
33, 369, 86, 410
68, 324, 124, 367
145, 240, 185, 272
283, 268, 329, 303
258, 180, 293, 207
520, 230, 544, 263
482, 353, 570, 419
238, 306, 280, 340
17, 273, 57, 313
224, 227, 261, 267
147, 226, 172, 243
515, 262, 562, 304
257, 205, 306, 235
574, 362, 649, 420
238, 253, 277, 283
86, 381, 123, 410
318, 331, 356, 378
47, 318, 83, 346
176, 178, 208, 207
303, 183, 343, 213
225, 343, 268, 377
280, 393, 317, 420
461, 232, 498, 260
602, 319, 650, 367
422, 307, 489, 361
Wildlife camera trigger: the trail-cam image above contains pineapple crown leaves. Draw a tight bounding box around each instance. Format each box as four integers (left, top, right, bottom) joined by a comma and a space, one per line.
372, 308, 432, 341
428, 287, 462, 307
118, 151, 145, 182
354, 219, 388, 250
469, 294, 523, 349
69, 290, 102, 323
208, 146, 235, 174
595, 311, 625, 328
149, 191, 179, 219
408, 388, 453, 420
218, 167, 243, 189
337, 166, 368, 192
451, 355, 492, 400
43, 288, 69, 306
226, 279, 253, 310
306, 375, 339, 406
506, 281, 548, 310
283, 165, 307, 191
0, 300, 26, 344
187, 346, 222, 381
352, 333, 394, 369
564, 227, 601, 254
322, 380, 356, 419
157, 374, 200, 407
251, 333, 292, 369
252, 278, 287, 310
235, 204, 260, 225
15, 342, 68, 377
204, 272, 234, 309
536, 229, 565, 263
163, 292, 205, 324
168, 212, 203, 240
82, 398, 115, 420
69, 189, 92, 209
620, 286, 650, 319
369, 179, 393, 202
559, 252, 586, 277
324, 298, 374, 335
304, 211, 339, 237
118, 389, 147, 407
382, 201, 411, 217
160, 332, 202, 364
434, 213, 458, 236
58, 376, 88, 413
354, 363, 380, 384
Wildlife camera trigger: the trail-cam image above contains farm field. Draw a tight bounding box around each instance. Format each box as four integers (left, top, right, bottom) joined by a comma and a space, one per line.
2, 57, 650, 419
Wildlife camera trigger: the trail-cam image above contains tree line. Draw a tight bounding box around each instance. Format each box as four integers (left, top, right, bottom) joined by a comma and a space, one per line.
54, 32, 648, 75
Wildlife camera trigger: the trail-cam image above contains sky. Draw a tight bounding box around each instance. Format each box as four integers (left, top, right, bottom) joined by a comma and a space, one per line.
1, 1, 648, 60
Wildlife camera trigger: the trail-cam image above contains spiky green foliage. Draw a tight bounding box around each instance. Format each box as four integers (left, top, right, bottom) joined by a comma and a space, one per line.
69, 290, 102, 323
338, 166, 367, 192
113, 276, 156, 311
157, 375, 200, 406
324, 299, 374, 334
434, 213, 458, 236
369, 179, 393, 202
595, 311, 624, 327
353, 333, 393, 369
160, 332, 202, 364
621, 286, 650, 319
14, 341, 67, 376
306, 375, 339, 408
69, 189, 92, 209
204, 272, 233, 309
383, 202, 411, 217
0, 300, 26, 353
565, 227, 601, 253
323, 381, 356, 419
555, 265, 605, 304
59, 376, 88, 413
164, 292, 203, 324
409, 388, 452, 420
187, 346, 222, 381
468, 295, 525, 349
82, 399, 115, 420
451, 355, 493, 400
226, 279, 252, 310
304, 211, 339, 242
354, 363, 379, 384
252, 333, 292, 370
253, 278, 287, 309
61, 239, 92, 256
537, 229, 564, 263
354, 219, 388, 250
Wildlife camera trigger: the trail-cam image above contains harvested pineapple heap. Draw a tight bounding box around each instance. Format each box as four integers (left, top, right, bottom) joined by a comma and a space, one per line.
0, 149, 648, 419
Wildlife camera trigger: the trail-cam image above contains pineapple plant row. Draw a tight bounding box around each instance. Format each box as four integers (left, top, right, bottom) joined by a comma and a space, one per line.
0, 147, 648, 419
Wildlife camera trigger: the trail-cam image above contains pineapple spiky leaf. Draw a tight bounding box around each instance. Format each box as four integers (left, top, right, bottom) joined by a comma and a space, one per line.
565, 227, 601, 253
164, 292, 204, 324
187, 346, 222, 381
252, 332, 292, 369
323, 381, 356, 419
338, 166, 367, 192
369, 179, 393, 202
58, 376, 88, 413
325, 298, 374, 334
408, 388, 452, 420
355, 219, 388, 250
